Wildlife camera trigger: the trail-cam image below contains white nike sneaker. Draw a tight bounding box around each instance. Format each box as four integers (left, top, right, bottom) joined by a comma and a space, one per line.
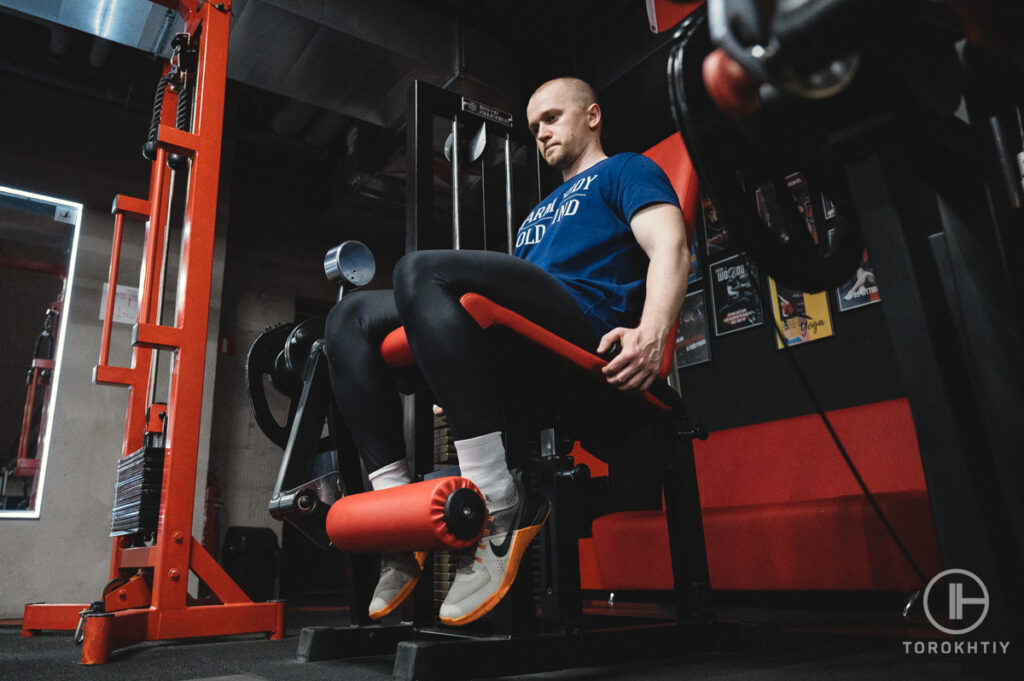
438, 480, 551, 626
368, 551, 427, 620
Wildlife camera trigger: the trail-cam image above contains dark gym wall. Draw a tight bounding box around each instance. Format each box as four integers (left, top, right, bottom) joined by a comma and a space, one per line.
678, 288, 906, 433
590, 52, 910, 435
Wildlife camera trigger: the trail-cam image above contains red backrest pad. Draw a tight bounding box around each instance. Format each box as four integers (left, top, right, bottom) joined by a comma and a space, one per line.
649, 0, 706, 33
643, 133, 700, 245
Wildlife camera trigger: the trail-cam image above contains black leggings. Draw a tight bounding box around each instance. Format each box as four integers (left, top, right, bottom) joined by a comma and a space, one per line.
322, 250, 598, 472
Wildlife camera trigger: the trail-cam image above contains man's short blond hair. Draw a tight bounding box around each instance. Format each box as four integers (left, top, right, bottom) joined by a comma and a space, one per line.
530, 77, 598, 110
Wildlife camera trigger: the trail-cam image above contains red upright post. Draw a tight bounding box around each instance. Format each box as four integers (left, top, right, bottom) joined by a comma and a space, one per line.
21, 0, 285, 662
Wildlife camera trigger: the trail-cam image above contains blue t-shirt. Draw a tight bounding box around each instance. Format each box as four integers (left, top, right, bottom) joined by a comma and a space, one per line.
513, 153, 680, 337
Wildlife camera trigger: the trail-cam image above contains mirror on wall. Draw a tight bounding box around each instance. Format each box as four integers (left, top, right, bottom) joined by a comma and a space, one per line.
0, 185, 81, 517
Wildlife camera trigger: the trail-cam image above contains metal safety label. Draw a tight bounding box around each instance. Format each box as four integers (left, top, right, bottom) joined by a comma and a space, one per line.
461, 97, 512, 127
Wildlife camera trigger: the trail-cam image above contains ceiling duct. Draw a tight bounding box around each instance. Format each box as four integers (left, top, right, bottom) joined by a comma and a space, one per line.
88, 37, 112, 69
0, 0, 184, 56
304, 110, 349, 148
47, 25, 71, 59
0, 0, 520, 131
271, 99, 320, 138
228, 0, 520, 129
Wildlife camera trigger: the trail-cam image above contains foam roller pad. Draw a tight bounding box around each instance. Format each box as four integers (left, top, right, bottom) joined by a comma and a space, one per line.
326, 476, 486, 552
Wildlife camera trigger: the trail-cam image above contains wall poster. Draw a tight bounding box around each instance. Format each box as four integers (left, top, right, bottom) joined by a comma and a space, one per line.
701, 191, 731, 256
768, 277, 835, 348
836, 249, 880, 312
687, 239, 703, 285
710, 255, 764, 336
675, 289, 710, 368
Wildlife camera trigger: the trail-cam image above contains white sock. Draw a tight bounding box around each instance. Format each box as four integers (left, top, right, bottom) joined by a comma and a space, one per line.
454, 431, 516, 510
368, 459, 412, 491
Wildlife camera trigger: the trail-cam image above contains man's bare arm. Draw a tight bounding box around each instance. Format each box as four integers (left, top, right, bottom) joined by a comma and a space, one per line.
597, 202, 689, 392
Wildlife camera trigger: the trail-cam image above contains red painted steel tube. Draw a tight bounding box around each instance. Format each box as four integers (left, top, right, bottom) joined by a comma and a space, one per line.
99, 211, 125, 366
15, 370, 40, 467
24, 0, 290, 660
151, 0, 231, 612
21, 603, 89, 636
138, 147, 168, 326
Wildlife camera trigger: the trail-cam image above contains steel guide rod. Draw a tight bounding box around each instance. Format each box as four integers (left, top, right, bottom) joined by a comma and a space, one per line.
451, 116, 461, 250
505, 134, 514, 254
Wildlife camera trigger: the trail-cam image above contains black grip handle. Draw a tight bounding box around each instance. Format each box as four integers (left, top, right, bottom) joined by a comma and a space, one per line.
599, 341, 622, 363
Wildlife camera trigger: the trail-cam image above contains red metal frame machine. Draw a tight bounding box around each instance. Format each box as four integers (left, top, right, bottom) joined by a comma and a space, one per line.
21, 0, 285, 663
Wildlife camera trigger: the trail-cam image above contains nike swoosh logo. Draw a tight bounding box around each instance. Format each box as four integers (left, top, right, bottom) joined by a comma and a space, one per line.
489, 527, 515, 557
488, 498, 526, 557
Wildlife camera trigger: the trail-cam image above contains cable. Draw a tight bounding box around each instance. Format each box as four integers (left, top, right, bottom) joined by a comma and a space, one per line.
738, 252, 929, 587
142, 72, 176, 161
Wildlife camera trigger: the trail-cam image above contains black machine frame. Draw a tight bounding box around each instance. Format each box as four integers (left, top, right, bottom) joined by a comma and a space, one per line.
251, 5, 1024, 677
669, 4, 1024, 668
280, 80, 734, 680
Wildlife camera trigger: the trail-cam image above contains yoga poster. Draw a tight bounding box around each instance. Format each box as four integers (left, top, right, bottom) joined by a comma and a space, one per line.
768, 277, 835, 348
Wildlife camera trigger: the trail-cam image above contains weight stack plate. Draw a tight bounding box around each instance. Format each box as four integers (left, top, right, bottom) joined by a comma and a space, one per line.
109, 444, 165, 537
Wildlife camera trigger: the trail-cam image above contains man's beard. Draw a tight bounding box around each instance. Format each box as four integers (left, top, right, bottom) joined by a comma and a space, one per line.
543, 145, 570, 169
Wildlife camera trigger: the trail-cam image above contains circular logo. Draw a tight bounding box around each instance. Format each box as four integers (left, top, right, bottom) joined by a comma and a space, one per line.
923, 568, 989, 635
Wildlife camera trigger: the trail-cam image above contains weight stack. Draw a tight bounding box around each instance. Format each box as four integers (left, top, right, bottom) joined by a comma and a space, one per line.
433, 410, 457, 466
429, 415, 544, 614
110, 438, 165, 537
433, 410, 458, 607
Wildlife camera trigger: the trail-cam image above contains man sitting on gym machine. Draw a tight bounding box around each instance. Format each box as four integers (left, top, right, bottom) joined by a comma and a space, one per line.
323, 77, 690, 626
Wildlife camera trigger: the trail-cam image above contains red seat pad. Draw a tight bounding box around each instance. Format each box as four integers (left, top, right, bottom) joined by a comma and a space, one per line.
377, 293, 678, 410
458, 293, 676, 409
591, 491, 941, 592
326, 476, 484, 552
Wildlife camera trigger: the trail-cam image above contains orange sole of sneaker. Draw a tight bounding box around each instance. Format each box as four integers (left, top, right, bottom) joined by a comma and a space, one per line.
369, 551, 427, 621
438, 509, 550, 627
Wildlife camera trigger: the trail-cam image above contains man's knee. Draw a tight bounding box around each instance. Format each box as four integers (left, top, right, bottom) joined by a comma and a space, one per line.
393, 250, 440, 284
323, 291, 384, 357
394, 251, 447, 312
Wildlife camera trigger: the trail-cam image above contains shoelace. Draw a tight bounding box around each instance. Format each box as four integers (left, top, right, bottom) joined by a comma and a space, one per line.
454, 547, 478, 575
381, 553, 418, 577
453, 514, 497, 575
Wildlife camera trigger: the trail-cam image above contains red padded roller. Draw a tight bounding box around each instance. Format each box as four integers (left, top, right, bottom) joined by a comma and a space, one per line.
703, 47, 762, 119
381, 326, 415, 369
326, 476, 486, 553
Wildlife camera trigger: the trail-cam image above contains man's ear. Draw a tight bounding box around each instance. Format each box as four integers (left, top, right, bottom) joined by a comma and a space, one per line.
587, 103, 602, 131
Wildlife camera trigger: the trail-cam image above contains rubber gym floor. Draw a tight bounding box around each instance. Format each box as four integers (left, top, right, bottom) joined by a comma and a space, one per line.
0, 599, 984, 681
